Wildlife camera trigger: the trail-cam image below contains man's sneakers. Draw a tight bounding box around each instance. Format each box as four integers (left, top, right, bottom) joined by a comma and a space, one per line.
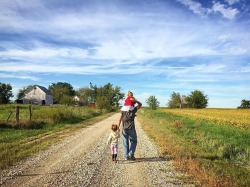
124, 155, 136, 161
126, 155, 136, 160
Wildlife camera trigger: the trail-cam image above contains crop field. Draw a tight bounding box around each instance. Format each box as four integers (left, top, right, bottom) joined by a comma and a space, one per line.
162, 108, 250, 129
137, 108, 250, 187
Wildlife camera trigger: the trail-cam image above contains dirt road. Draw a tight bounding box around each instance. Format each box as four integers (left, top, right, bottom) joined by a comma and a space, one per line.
0, 113, 196, 187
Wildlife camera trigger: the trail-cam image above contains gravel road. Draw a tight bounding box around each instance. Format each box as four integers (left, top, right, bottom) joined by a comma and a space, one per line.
0, 113, 196, 187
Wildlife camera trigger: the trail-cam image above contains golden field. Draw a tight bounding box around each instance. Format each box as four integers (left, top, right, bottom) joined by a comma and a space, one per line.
162, 108, 250, 129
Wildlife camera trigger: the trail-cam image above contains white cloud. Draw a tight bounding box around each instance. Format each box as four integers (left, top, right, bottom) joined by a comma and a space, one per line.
212, 2, 239, 20
0, 47, 89, 59
0, 73, 40, 81
177, 0, 239, 20
0, 0, 249, 108
224, 0, 240, 5
176, 0, 207, 16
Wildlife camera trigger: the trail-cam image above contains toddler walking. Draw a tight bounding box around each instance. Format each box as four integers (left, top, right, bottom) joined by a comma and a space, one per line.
107, 124, 120, 163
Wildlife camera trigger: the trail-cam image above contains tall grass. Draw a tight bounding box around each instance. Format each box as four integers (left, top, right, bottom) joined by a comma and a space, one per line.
137, 108, 250, 187
0, 104, 114, 170
0, 105, 103, 128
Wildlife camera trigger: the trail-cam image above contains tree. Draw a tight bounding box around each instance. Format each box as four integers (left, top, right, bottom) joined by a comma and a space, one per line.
167, 92, 182, 108
146, 95, 160, 110
186, 90, 208, 108
48, 82, 75, 104
90, 83, 124, 111
76, 86, 94, 106
0, 82, 14, 104
240, 99, 250, 108
17, 85, 34, 99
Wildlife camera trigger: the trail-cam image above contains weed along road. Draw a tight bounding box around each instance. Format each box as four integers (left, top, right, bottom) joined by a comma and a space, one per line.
0, 113, 196, 187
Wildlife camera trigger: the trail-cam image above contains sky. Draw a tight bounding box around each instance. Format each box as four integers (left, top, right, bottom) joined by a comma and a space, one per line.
1, 0, 250, 108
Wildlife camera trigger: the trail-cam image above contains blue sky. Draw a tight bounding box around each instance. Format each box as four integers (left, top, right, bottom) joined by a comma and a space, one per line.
1, 0, 250, 108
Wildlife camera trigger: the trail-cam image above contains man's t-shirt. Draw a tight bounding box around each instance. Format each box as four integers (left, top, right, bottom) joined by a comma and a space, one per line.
121, 107, 138, 130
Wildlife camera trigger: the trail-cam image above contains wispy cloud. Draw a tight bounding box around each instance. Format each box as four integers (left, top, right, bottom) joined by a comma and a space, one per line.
0, 0, 250, 108
211, 2, 239, 20
225, 0, 240, 5
177, 0, 239, 20
0, 72, 40, 81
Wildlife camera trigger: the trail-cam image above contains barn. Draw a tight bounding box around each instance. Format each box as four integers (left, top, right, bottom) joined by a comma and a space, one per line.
17, 85, 53, 105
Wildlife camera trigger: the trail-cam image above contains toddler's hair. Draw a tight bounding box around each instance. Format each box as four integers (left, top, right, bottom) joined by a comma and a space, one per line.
111, 124, 118, 131
127, 90, 133, 97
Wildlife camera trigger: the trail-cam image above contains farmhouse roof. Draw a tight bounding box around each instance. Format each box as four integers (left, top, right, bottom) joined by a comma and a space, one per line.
25, 85, 52, 95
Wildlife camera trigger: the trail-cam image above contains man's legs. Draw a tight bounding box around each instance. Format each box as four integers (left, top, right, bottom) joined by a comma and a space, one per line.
128, 129, 137, 158
122, 129, 130, 159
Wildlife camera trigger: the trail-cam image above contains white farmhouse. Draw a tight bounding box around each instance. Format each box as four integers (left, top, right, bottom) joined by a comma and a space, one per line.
17, 85, 53, 105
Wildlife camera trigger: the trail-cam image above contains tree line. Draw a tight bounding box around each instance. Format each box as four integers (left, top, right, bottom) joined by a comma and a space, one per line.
1, 82, 249, 109
0, 82, 124, 112
146, 90, 208, 110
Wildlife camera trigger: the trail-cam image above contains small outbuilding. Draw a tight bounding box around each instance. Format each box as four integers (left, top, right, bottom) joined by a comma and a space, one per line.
17, 85, 53, 105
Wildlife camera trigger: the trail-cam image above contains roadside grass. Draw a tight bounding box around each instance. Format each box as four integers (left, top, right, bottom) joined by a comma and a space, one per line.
0, 104, 115, 170
0, 104, 103, 128
137, 108, 250, 187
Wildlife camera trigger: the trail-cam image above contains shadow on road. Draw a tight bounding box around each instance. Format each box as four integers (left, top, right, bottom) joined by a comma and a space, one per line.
118, 156, 173, 164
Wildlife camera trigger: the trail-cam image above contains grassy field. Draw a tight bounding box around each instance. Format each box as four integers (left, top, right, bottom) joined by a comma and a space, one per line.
137, 108, 250, 187
0, 104, 115, 170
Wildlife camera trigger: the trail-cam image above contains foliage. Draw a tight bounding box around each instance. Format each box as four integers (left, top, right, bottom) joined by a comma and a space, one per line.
76, 86, 94, 105
0, 104, 104, 128
17, 85, 34, 99
60, 95, 75, 105
137, 108, 250, 187
48, 82, 75, 104
0, 82, 14, 104
240, 99, 250, 108
167, 92, 181, 108
146, 95, 160, 110
186, 90, 208, 108
0, 104, 114, 170
167, 92, 187, 108
90, 83, 124, 111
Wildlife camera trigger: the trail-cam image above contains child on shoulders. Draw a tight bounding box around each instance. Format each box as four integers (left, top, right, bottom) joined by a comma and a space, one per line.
121, 90, 136, 111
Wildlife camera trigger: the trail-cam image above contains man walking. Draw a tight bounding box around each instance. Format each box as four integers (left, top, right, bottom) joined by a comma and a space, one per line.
118, 97, 142, 160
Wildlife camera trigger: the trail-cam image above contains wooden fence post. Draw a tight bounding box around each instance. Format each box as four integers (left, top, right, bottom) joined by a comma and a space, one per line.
29, 105, 32, 121
15, 106, 19, 124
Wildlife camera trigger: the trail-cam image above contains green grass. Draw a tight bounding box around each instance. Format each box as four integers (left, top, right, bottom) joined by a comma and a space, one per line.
0, 104, 104, 128
137, 108, 250, 187
0, 104, 115, 170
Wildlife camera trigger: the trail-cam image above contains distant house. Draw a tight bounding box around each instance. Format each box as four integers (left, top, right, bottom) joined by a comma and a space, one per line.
73, 95, 80, 102
17, 85, 53, 105
180, 97, 188, 108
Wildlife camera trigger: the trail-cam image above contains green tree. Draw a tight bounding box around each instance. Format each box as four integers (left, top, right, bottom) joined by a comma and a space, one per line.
0, 82, 14, 104
60, 95, 75, 105
167, 92, 182, 108
75, 86, 94, 106
91, 83, 124, 111
240, 99, 250, 108
48, 82, 75, 104
17, 85, 34, 99
146, 95, 160, 110
186, 90, 208, 108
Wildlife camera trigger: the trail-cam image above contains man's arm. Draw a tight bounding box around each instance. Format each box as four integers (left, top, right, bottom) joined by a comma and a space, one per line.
118, 113, 122, 130
135, 100, 142, 109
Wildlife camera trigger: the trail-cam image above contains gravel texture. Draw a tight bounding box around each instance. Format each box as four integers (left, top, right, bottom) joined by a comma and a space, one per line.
0, 113, 197, 187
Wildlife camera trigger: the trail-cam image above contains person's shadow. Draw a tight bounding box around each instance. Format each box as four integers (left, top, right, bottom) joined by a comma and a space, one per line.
119, 156, 173, 164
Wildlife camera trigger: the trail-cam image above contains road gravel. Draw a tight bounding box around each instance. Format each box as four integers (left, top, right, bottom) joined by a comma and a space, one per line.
0, 113, 196, 187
